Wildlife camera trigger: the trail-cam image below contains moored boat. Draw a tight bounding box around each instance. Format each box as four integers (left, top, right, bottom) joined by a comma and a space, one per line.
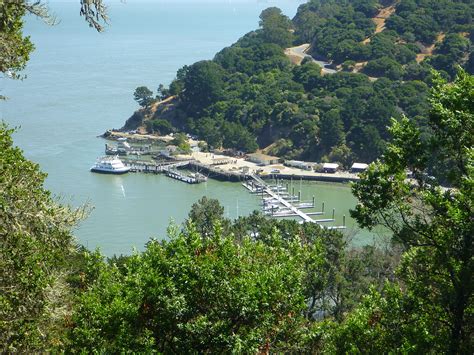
90, 156, 130, 174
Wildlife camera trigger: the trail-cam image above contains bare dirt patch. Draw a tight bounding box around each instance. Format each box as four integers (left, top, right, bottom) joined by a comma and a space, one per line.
416, 33, 445, 63
362, 4, 397, 44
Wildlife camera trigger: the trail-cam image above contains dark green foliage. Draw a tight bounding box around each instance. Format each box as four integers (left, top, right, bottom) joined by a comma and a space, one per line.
319, 109, 345, 153
293, 0, 377, 63
221, 121, 258, 152
133, 86, 154, 108
364, 56, 405, 79
68, 223, 311, 353
181, 60, 225, 115
156, 83, 169, 100
324, 285, 437, 353
258, 7, 294, 48
292, 61, 322, 90
0, 2, 34, 79
348, 70, 473, 353
232, 212, 400, 324
0, 124, 85, 352
145, 118, 174, 135
369, 32, 418, 64
403, 62, 432, 81
170, 132, 191, 153
168, 65, 188, 96
67, 197, 400, 353
150, 1, 471, 163
187, 196, 227, 237
386, 0, 473, 44
215, 43, 290, 75
428, 33, 471, 77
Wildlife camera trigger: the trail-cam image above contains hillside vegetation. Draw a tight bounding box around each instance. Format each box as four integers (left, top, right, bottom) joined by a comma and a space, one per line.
2, 1, 473, 352
3, 71, 473, 352
128, 0, 473, 169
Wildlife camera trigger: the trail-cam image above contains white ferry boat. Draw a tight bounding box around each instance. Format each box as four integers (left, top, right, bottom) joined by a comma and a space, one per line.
90, 156, 130, 174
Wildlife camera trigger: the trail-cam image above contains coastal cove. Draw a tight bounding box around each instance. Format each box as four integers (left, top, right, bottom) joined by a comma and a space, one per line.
3, 0, 378, 256
2, 0, 472, 351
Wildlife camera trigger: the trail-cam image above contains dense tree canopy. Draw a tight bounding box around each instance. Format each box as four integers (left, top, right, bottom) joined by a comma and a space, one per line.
348, 69, 473, 353
258, 7, 294, 48
2, 70, 473, 352
142, 1, 472, 165
66, 198, 399, 353
0, 124, 86, 352
69, 224, 311, 353
133, 86, 154, 108
3, 1, 474, 352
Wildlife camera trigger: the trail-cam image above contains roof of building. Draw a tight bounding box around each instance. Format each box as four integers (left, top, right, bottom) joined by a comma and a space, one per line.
351, 162, 369, 169
323, 163, 339, 169
247, 153, 280, 161
285, 160, 312, 165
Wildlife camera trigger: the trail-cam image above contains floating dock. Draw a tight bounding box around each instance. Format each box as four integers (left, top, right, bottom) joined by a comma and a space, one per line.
123, 159, 191, 173
245, 174, 346, 229
166, 170, 205, 184
121, 159, 207, 184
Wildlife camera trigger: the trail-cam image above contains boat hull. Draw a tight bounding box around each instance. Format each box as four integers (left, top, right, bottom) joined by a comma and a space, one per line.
90, 167, 130, 174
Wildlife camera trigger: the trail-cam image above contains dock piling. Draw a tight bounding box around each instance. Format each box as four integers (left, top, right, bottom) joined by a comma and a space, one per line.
246, 174, 346, 230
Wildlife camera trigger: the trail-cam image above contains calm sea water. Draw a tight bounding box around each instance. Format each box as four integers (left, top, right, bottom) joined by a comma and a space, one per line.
2, 0, 375, 256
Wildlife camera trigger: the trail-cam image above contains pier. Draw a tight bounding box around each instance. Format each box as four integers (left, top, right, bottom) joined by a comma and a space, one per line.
166, 170, 206, 184
122, 159, 192, 173
121, 159, 207, 184
245, 174, 346, 229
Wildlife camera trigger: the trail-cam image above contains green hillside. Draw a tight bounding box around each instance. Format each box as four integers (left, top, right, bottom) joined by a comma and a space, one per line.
131, 0, 472, 169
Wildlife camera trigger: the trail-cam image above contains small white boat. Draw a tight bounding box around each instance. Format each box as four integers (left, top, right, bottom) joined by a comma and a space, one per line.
90, 156, 130, 174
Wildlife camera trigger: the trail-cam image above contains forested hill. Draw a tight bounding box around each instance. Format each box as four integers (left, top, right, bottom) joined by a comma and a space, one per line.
126, 0, 473, 166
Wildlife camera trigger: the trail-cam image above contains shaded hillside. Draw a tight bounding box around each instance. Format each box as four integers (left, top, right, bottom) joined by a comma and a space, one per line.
126, 0, 473, 166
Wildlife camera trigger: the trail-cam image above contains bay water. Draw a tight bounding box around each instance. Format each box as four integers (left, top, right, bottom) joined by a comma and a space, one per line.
2, 0, 374, 256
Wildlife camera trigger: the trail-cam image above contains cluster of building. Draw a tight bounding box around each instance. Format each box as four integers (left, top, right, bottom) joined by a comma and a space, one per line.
246, 153, 369, 174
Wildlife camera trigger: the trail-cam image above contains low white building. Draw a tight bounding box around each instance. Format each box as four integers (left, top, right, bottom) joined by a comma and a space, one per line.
285, 160, 313, 170
246, 153, 280, 166
322, 163, 339, 173
351, 162, 369, 173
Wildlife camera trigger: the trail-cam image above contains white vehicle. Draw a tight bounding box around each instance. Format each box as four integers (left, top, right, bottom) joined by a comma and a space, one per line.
90, 156, 130, 174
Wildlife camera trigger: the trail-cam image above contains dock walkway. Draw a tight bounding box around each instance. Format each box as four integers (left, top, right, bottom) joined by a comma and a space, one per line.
246, 174, 346, 229
166, 170, 201, 184
123, 159, 191, 173
249, 174, 314, 223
